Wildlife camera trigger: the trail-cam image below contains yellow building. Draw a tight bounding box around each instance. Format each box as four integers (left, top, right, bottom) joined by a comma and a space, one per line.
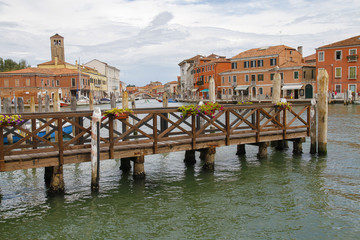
80, 65, 107, 99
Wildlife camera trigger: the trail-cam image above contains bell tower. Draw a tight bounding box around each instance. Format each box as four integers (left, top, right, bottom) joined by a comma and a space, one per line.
50, 33, 65, 62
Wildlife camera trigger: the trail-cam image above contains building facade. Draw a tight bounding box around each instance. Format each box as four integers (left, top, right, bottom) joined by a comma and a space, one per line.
220, 45, 316, 100
316, 35, 360, 98
85, 59, 121, 99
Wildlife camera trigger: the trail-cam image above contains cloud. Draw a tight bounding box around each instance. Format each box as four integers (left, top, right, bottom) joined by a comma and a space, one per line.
0, 0, 359, 86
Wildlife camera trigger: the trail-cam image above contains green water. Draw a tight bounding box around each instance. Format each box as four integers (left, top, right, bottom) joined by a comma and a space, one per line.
1, 104, 359, 239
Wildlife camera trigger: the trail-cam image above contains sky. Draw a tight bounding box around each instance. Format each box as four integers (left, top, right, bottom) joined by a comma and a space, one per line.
0, 0, 359, 86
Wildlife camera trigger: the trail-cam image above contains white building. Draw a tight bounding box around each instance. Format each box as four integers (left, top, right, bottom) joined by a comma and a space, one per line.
85, 59, 121, 98
178, 56, 199, 98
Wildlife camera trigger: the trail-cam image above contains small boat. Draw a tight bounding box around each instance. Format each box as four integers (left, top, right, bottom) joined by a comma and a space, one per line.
77, 96, 90, 106
353, 100, 360, 105
168, 99, 177, 103
60, 101, 70, 107
99, 97, 111, 104
3, 122, 73, 144
157, 98, 163, 103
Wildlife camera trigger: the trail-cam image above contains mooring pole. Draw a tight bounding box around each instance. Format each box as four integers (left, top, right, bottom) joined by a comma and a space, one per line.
317, 69, 329, 155
310, 98, 317, 154
91, 107, 101, 191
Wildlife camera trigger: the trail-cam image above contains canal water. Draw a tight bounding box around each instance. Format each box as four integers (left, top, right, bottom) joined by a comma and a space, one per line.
0, 101, 359, 239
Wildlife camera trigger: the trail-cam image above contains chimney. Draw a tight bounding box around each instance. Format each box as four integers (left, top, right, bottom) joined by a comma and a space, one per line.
55, 57, 58, 66
297, 46, 303, 56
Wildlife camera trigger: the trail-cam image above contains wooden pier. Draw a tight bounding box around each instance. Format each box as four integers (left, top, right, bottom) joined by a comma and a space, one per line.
0, 103, 311, 191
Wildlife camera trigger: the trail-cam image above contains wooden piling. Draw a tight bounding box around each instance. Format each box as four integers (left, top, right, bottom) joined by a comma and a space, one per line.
119, 157, 132, 173
89, 91, 94, 111
91, 108, 101, 191
203, 147, 216, 170
293, 138, 305, 154
133, 155, 145, 178
184, 150, 196, 166
310, 99, 317, 154
53, 92, 60, 142
3, 98, 11, 113
317, 69, 329, 155
257, 142, 269, 158
272, 72, 281, 104
48, 165, 65, 193
236, 144, 246, 156
38, 94, 43, 112
18, 97, 24, 113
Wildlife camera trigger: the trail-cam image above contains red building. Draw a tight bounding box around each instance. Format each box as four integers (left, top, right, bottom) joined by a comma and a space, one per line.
192, 54, 231, 99
0, 67, 90, 103
316, 35, 360, 97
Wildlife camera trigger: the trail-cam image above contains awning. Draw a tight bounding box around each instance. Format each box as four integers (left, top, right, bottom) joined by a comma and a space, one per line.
200, 89, 209, 92
191, 88, 198, 92
235, 85, 250, 91
282, 84, 303, 90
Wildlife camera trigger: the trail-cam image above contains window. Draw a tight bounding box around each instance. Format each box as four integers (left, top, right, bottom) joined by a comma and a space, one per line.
231, 62, 237, 69
294, 71, 299, 80
335, 67, 342, 78
259, 88, 263, 95
228, 76, 231, 83
222, 76, 224, 84
349, 66, 356, 79
244, 61, 249, 68
47, 79, 50, 86
257, 60, 263, 67
251, 75, 256, 82
4, 79, 9, 87
303, 71, 306, 79
229, 89, 232, 95
233, 76, 237, 83
335, 50, 342, 60
335, 84, 341, 93
349, 49, 357, 55
52, 80, 55, 87
15, 79, 19, 87
318, 51, 324, 62
71, 78, 76, 87
258, 74, 264, 81
223, 89, 225, 95
41, 79, 44, 86
270, 73, 275, 80
26, 78, 30, 86
270, 58, 277, 66
245, 75, 249, 82
251, 60, 256, 68
280, 72, 284, 80
56, 80, 60, 86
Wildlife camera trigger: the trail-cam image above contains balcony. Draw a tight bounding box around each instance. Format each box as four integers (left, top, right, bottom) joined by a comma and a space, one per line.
347, 55, 358, 62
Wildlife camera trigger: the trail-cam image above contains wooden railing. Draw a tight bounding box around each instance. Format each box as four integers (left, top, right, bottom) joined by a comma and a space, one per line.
0, 103, 311, 171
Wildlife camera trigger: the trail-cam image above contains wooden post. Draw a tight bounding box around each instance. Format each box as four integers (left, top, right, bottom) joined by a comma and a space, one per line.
48, 166, 65, 193
272, 72, 281, 104
71, 96, 77, 137
119, 157, 132, 173
91, 108, 101, 191
310, 98, 317, 154
4, 98, 11, 113
110, 92, 116, 109
89, 91, 94, 111
38, 94, 43, 112
53, 91, 60, 142
293, 138, 305, 155
236, 144, 246, 156
131, 95, 137, 135
184, 150, 196, 166
317, 69, 329, 155
45, 94, 50, 112
17, 97, 24, 113
29, 96, 35, 113
161, 92, 168, 135
203, 146, 216, 170
133, 155, 145, 178
257, 142, 268, 158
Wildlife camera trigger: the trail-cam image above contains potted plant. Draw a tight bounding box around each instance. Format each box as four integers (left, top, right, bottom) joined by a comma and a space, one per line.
237, 101, 253, 105
0, 114, 24, 127
103, 108, 133, 119
200, 102, 223, 117
178, 104, 200, 118
275, 101, 292, 110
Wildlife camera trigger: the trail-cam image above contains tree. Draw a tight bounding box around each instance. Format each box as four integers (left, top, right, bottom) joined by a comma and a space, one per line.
126, 84, 136, 87
0, 58, 31, 72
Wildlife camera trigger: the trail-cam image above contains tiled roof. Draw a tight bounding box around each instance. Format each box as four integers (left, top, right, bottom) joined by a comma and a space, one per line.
0, 67, 86, 76
38, 59, 74, 66
318, 35, 360, 49
51, 33, 63, 38
304, 53, 316, 61
278, 61, 315, 68
232, 45, 296, 59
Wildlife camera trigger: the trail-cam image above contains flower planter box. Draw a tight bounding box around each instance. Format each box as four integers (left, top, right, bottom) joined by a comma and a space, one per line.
114, 112, 130, 119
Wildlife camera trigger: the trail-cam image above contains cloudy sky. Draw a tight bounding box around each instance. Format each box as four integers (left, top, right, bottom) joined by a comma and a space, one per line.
0, 0, 359, 86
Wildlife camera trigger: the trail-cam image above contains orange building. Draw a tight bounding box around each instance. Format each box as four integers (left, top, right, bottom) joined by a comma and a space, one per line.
220, 45, 316, 100
0, 67, 90, 103
192, 54, 231, 99
316, 35, 360, 97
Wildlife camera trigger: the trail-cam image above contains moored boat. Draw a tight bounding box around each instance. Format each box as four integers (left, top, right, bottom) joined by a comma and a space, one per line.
99, 97, 111, 104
